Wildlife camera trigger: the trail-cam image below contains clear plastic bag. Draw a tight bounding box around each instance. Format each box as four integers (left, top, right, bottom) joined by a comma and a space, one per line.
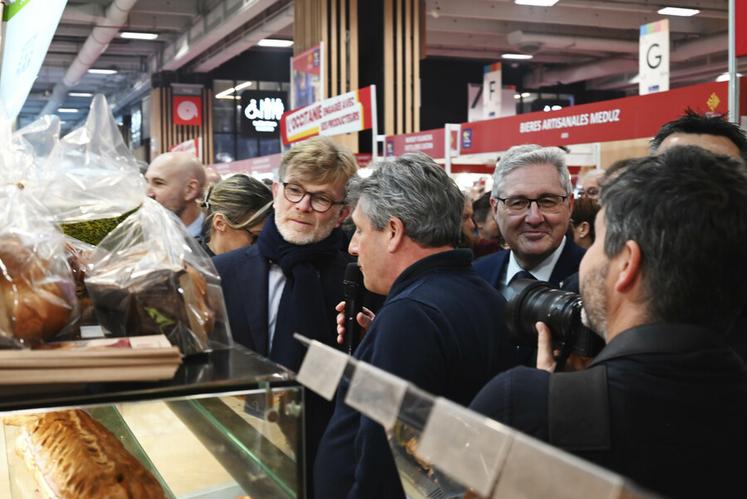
0, 186, 78, 348
85, 198, 233, 355
30, 95, 146, 245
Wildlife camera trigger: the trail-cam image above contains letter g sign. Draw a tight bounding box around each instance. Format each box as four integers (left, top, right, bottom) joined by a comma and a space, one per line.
647, 43, 662, 69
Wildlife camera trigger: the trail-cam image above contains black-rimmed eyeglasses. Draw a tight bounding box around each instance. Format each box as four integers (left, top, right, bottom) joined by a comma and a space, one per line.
282, 182, 344, 213
496, 194, 568, 214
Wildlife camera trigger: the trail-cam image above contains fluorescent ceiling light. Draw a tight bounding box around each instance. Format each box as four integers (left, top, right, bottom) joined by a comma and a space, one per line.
215, 81, 253, 99
58, 108, 79, 113
502, 53, 534, 60
716, 72, 743, 82
521, 92, 531, 98
120, 31, 158, 40
514, 0, 559, 6
657, 7, 700, 16
88, 68, 117, 75
69, 92, 93, 97
258, 38, 293, 48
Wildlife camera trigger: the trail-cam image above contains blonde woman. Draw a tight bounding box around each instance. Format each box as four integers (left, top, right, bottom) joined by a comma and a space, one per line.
202, 174, 273, 255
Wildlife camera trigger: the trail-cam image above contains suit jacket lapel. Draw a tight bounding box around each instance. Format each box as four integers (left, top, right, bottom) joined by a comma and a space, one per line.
243, 247, 271, 356
549, 239, 584, 286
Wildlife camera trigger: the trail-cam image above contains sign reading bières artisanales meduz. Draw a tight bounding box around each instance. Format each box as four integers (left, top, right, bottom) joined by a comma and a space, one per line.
240, 90, 288, 138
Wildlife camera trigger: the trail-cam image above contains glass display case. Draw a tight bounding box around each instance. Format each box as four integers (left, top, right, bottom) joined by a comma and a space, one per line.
0, 346, 305, 499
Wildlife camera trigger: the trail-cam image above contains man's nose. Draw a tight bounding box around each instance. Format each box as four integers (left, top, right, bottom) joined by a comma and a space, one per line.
295, 193, 314, 212
525, 201, 544, 223
348, 236, 359, 256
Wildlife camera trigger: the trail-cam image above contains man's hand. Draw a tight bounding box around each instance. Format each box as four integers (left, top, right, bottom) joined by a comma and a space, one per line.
335, 301, 375, 345
535, 321, 557, 372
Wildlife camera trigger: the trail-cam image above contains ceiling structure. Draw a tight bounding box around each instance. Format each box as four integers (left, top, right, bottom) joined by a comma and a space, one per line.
21, 0, 739, 131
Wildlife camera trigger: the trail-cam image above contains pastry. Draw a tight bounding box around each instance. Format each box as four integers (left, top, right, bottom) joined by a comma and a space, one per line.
0, 236, 75, 343
11, 410, 165, 498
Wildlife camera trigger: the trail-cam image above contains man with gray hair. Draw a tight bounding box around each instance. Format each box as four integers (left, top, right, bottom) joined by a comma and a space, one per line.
474, 144, 584, 290
315, 153, 513, 499
145, 151, 207, 238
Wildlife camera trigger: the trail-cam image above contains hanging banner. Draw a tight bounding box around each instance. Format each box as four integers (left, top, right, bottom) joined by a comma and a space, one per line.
0, 0, 68, 120
212, 153, 283, 177
291, 43, 325, 109
738, 0, 747, 57
280, 86, 375, 145
172, 95, 202, 126
460, 80, 736, 154
385, 129, 445, 158
639, 19, 670, 95
482, 62, 502, 119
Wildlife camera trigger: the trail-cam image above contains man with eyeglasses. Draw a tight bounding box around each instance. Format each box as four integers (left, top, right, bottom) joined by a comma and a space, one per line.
474, 144, 584, 290
213, 136, 358, 496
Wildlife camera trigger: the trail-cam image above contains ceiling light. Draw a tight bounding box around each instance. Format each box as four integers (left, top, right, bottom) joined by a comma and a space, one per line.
502, 53, 534, 60
657, 7, 700, 16
521, 92, 531, 98
88, 68, 117, 75
58, 108, 79, 113
69, 92, 93, 97
716, 72, 743, 82
234, 81, 253, 92
514, 0, 560, 6
121, 31, 158, 40
258, 38, 294, 48
514, 94, 521, 99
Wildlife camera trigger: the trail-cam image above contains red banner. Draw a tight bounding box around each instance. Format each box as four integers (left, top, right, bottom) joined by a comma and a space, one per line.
738, 0, 747, 57
172, 95, 202, 126
280, 85, 376, 145
212, 153, 283, 177
385, 129, 445, 158
460, 81, 734, 154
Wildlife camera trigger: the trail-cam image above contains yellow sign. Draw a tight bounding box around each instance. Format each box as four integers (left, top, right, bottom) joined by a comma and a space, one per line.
706, 92, 720, 113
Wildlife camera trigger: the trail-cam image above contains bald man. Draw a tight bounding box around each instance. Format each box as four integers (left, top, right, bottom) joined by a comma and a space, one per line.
145, 152, 207, 237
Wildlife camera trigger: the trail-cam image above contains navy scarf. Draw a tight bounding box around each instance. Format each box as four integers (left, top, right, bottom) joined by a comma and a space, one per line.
257, 215, 343, 370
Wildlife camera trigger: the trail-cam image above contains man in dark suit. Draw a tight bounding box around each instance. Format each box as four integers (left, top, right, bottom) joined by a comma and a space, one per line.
315, 153, 513, 499
470, 147, 747, 499
212, 136, 357, 496
474, 144, 584, 290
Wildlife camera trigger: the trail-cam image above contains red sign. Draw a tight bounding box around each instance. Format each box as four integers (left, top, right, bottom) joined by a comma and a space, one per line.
280, 85, 376, 145
385, 129, 445, 158
460, 81, 734, 154
172, 95, 202, 126
212, 153, 283, 177
738, 0, 747, 57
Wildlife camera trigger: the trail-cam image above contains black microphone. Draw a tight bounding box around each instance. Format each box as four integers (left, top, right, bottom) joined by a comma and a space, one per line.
343, 262, 365, 354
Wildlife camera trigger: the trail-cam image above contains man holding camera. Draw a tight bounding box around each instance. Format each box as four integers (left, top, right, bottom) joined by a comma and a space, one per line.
315, 153, 512, 499
470, 146, 747, 498
474, 144, 584, 290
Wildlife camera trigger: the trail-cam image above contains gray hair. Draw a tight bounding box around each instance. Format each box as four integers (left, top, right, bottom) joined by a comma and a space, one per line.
491, 144, 571, 198
347, 153, 464, 247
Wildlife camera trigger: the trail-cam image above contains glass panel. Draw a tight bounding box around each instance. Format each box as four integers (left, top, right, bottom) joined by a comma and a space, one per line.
215, 133, 236, 163
237, 136, 259, 160
259, 137, 281, 156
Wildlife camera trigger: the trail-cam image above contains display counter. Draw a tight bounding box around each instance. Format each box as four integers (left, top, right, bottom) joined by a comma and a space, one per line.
0, 345, 305, 498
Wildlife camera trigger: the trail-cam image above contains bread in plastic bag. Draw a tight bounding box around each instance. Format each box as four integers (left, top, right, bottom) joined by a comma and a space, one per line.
0, 186, 78, 347
30, 95, 146, 245
85, 198, 233, 355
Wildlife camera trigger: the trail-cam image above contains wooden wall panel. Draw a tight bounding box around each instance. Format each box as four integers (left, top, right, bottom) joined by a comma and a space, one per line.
150, 85, 213, 165
384, 0, 420, 135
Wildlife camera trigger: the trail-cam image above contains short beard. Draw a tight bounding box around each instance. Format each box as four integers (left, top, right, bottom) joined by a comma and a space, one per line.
275, 209, 337, 245
580, 264, 609, 340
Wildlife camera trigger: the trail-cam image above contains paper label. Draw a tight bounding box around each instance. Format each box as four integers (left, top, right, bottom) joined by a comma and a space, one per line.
296, 341, 349, 401
344, 362, 408, 430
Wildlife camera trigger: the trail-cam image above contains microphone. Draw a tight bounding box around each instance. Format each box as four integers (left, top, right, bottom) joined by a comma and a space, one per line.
343, 263, 365, 354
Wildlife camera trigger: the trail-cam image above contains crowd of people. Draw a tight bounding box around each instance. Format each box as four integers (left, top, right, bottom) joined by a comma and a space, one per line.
143, 110, 747, 499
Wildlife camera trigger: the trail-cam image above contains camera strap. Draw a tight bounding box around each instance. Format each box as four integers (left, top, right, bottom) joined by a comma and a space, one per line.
548, 365, 611, 451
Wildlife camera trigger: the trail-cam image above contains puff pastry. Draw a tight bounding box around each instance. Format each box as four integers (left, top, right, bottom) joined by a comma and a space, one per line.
11, 410, 165, 499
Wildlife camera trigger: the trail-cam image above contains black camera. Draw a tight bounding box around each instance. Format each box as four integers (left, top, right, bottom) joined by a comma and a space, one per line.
504, 279, 604, 358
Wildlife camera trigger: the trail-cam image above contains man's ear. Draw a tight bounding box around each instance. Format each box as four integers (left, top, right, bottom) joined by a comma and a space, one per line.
271, 180, 280, 199
184, 178, 201, 201
386, 217, 406, 253
336, 205, 351, 227
576, 221, 591, 239
613, 240, 642, 293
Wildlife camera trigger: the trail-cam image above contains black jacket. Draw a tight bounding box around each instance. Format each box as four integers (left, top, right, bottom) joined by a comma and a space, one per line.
470, 323, 747, 499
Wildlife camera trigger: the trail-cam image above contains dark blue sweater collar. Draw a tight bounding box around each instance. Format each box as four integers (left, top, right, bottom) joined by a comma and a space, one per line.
387, 248, 473, 298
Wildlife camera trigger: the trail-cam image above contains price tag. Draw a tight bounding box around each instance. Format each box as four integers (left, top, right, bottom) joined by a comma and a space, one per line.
344, 362, 408, 430
417, 397, 513, 498
296, 341, 349, 401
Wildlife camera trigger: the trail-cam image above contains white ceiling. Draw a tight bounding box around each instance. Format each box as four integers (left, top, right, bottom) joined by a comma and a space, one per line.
21, 0, 741, 131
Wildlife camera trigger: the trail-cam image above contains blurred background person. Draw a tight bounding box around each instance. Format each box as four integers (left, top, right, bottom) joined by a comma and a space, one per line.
576, 169, 604, 199
145, 151, 206, 238
570, 196, 600, 250
471, 191, 504, 258
202, 174, 273, 256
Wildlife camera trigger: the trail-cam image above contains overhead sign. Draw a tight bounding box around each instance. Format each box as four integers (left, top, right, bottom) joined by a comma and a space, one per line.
385, 129, 445, 158
459, 80, 737, 154
482, 62, 502, 119
280, 85, 375, 145
240, 90, 286, 137
0, 0, 68, 120
291, 43, 324, 109
639, 19, 670, 95
172, 95, 202, 126
212, 153, 283, 177
738, 0, 747, 57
